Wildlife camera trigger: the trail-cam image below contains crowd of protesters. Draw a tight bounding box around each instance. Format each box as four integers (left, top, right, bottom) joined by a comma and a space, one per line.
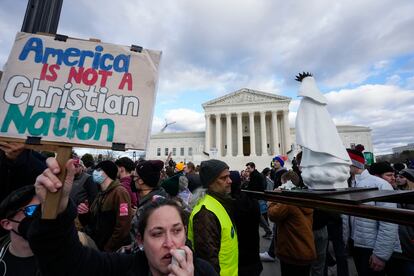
0, 141, 413, 276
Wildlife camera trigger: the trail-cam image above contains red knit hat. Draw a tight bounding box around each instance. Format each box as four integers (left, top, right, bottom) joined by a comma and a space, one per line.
347, 149, 365, 169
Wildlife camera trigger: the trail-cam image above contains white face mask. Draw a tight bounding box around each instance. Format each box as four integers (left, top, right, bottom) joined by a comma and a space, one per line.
92, 170, 106, 184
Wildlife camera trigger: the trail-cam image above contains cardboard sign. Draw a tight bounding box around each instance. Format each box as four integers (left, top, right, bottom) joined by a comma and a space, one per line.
0, 32, 162, 150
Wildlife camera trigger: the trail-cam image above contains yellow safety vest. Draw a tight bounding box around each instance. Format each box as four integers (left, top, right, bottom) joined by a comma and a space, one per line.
188, 194, 238, 276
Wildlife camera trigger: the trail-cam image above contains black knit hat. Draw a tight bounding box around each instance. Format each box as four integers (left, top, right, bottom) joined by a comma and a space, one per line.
199, 159, 229, 188
136, 160, 164, 187
0, 185, 35, 219
393, 163, 406, 172
161, 174, 180, 196
400, 168, 414, 182
369, 162, 394, 176
96, 160, 118, 180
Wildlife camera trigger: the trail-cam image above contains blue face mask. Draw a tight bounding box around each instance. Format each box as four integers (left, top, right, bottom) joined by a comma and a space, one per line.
93, 170, 106, 184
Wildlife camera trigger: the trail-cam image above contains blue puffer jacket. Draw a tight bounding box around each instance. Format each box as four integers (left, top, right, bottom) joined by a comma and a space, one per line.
345, 170, 402, 261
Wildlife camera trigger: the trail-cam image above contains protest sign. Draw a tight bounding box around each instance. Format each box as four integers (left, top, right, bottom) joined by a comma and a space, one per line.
0, 32, 162, 150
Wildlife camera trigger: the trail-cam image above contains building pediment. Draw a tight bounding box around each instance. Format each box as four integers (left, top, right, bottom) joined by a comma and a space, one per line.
202, 88, 290, 108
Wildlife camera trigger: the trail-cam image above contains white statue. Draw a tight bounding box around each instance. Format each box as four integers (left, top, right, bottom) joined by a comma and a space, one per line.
295, 72, 351, 189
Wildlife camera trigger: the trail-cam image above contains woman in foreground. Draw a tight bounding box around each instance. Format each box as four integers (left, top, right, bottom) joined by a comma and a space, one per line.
28, 159, 216, 276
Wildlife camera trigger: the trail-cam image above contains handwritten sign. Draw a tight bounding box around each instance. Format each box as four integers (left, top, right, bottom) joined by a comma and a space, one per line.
0, 32, 162, 150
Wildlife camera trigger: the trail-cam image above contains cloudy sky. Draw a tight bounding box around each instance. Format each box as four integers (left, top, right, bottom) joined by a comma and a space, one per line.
1, 0, 413, 155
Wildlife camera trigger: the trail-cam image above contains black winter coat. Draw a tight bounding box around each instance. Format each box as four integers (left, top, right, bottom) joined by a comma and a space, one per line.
0, 149, 46, 202
234, 192, 263, 276
247, 170, 265, 192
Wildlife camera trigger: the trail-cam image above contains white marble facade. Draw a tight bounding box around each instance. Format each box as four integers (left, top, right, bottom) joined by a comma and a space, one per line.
146, 88, 373, 170
203, 89, 292, 158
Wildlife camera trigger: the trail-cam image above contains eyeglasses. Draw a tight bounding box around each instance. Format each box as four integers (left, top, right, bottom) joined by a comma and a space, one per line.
20, 204, 39, 217
9, 204, 39, 219
6, 204, 39, 224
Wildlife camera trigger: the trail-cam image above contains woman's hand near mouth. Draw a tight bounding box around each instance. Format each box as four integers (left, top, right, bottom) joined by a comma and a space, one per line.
168, 246, 194, 276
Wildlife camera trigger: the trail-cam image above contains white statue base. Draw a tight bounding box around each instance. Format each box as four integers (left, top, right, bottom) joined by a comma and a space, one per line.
301, 164, 350, 189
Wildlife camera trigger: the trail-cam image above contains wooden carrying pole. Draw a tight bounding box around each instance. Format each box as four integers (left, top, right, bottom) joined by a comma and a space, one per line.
243, 189, 414, 227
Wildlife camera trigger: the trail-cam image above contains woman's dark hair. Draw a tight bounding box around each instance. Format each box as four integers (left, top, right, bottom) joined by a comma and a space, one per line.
137, 198, 187, 238
115, 157, 135, 172
262, 167, 271, 176
186, 162, 195, 172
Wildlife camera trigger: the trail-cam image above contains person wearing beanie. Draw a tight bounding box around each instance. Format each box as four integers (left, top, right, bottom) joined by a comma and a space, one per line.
347, 148, 365, 170
345, 148, 401, 275
271, 156, 288, 189
369, 162, 396, 189
129, 160, 169, 252
160, 175, 180, 197
393, 163, 406, 173
175, 162, 185, 173
160, 162, 185, 198
0, 185, 41, 275
77, 160, 132, 252
115, 157, 138, 208
396, 168, 414, 275
273, 156, 285, 168
369, 161, 393, 176
188, 159, 239, 275
397, 168, 414, 190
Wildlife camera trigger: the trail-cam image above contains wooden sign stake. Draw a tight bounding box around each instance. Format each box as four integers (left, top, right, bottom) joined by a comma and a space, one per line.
42, 145, 72, 219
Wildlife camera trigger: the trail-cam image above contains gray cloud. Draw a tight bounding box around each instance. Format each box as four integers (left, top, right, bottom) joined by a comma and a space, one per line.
324, 84, 414, 154
3, 0, 414, 88
1, 0, 413, 154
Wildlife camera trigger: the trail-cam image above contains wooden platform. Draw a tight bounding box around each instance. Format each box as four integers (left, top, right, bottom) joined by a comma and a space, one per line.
242, 188, 414, 226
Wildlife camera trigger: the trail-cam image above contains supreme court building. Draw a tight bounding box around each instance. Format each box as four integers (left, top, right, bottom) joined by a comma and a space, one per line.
146, 88, 373, 170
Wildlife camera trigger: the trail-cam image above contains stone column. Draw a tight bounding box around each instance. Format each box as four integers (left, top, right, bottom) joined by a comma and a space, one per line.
249, 112, 256, 156
272, 111, 279, 155
215, 113, 221, 157
205, 114, 211, 154
260, 111, 267, 156
282, 110, 291, 154
226, 113, 232, 157
237, 112, 243, 157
